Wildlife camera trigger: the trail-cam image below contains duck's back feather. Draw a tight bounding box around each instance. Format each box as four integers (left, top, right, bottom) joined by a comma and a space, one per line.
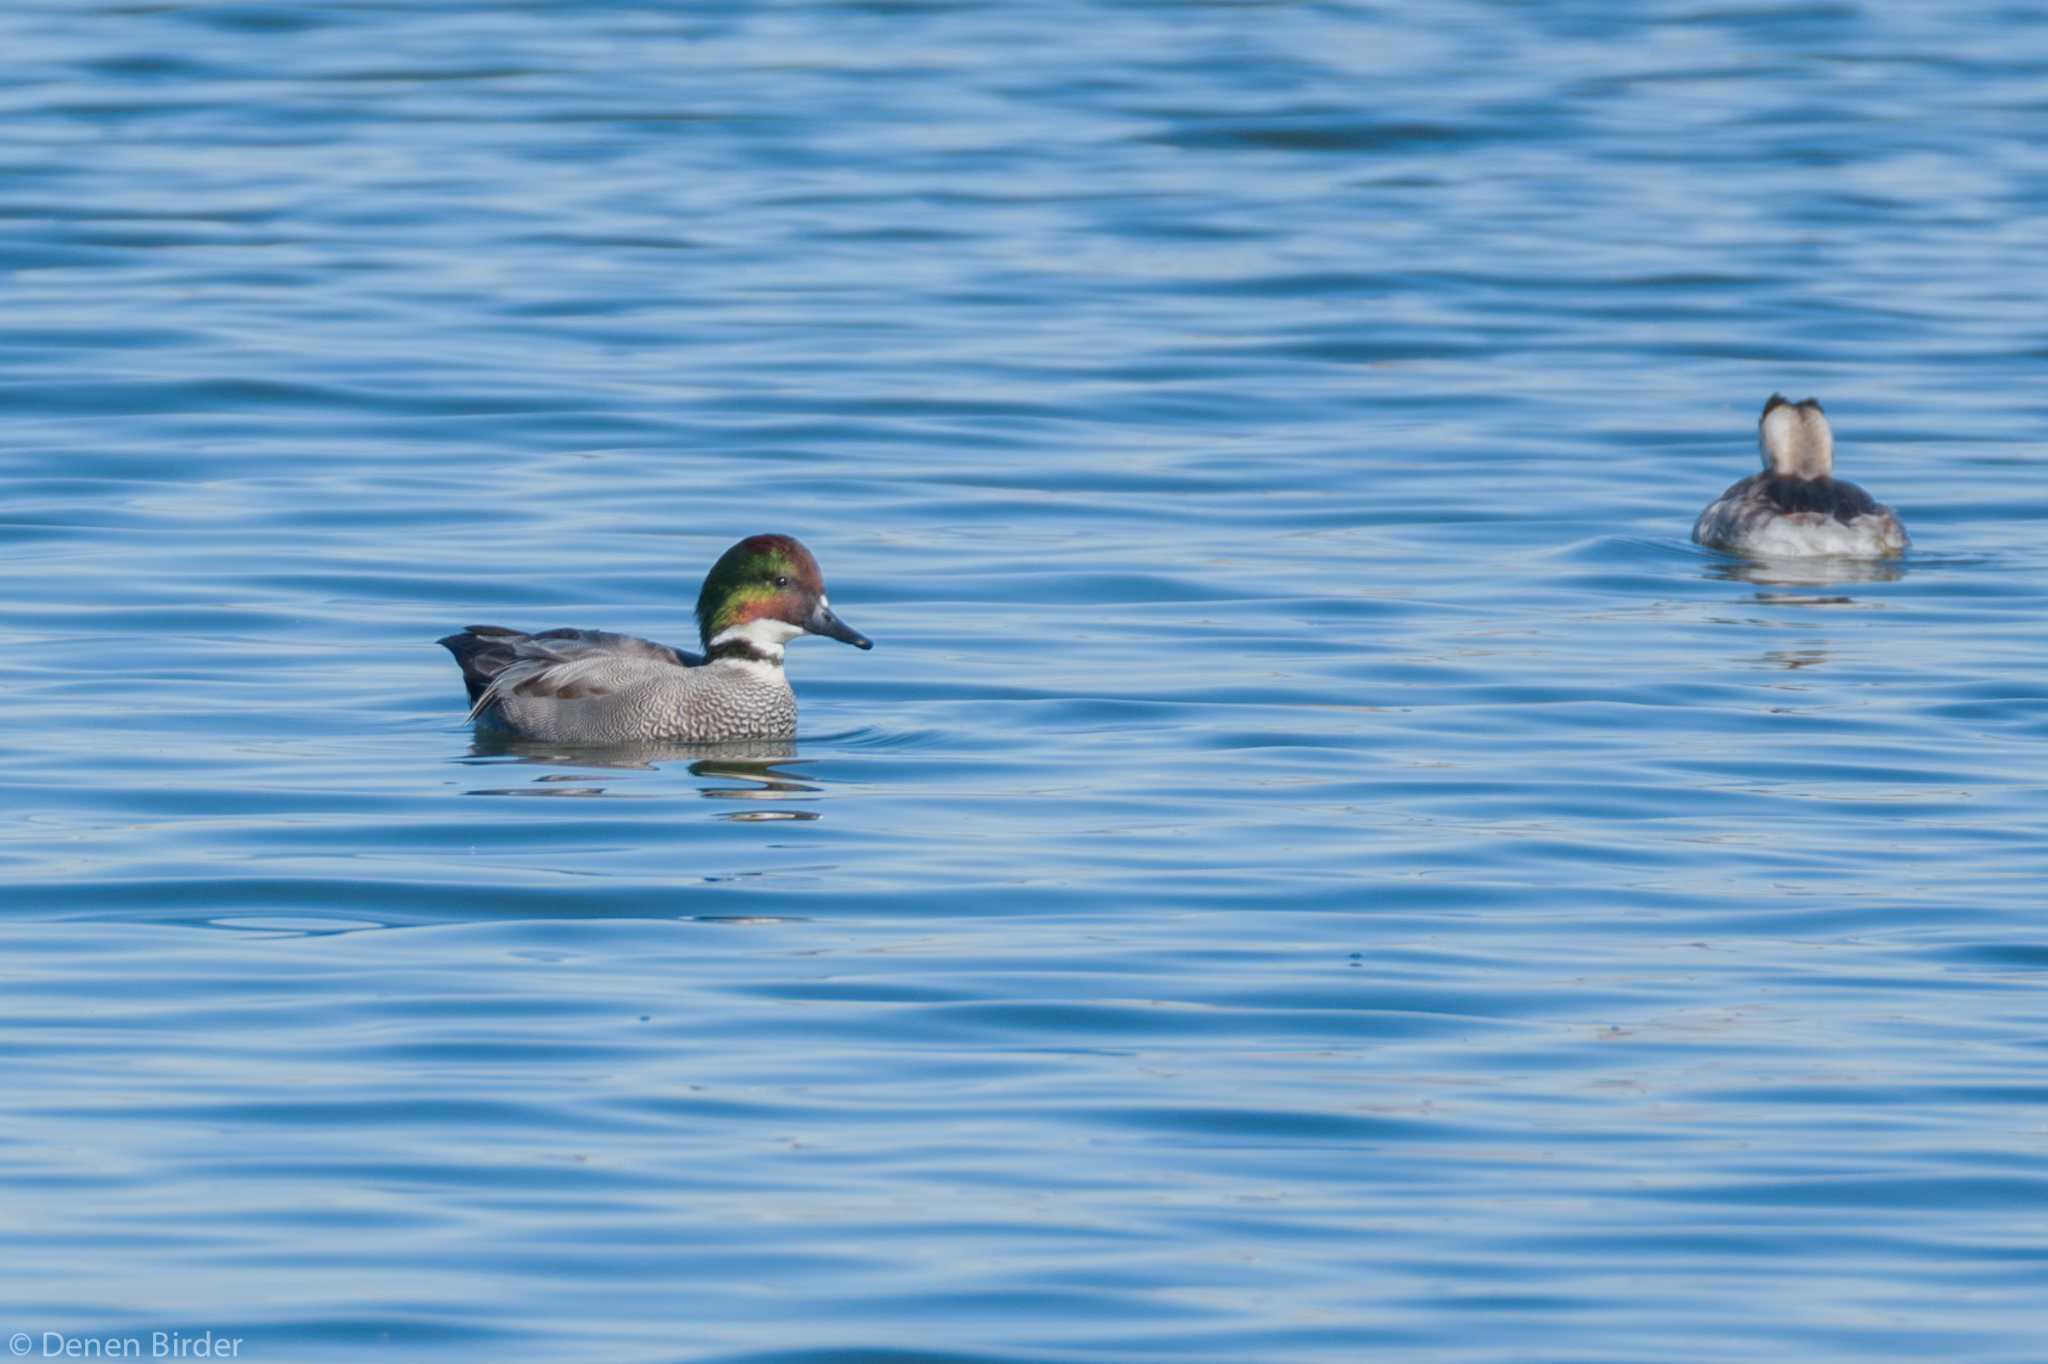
1747, 474, 1881, 523
437, 626, 702, 709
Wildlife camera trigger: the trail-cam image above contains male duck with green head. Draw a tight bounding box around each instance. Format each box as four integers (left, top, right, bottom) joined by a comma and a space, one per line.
440, 534, 872, 744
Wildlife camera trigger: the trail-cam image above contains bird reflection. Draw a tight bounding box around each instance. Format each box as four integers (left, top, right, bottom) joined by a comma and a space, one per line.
1765, 647, 1830, 672
1704, 554, 1906, 594
457, 732, 819, 811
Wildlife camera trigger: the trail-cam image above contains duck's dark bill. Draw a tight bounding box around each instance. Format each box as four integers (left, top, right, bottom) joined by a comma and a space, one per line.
807, 602, 873, 649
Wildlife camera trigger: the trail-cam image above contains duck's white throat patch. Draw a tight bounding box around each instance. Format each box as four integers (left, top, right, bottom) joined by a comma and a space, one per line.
709, 616, 803, 662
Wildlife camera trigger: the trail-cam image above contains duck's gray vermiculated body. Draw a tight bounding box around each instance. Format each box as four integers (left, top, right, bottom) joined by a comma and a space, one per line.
444, 626, 799, 743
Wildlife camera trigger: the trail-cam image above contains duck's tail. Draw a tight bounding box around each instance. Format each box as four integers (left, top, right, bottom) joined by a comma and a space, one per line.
436, 625, 531, 710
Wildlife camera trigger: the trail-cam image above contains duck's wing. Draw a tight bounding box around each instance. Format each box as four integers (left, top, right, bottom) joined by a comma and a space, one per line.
528, 627, 705, 668
1694, 474, 1760, 547
437, 625, 700, 717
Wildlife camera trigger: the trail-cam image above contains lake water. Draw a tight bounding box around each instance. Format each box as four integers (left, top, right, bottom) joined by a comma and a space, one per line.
4, 2, 2047, 1360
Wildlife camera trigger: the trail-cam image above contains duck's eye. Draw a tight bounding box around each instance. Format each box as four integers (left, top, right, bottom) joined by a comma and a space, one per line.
774, 575, 789, 589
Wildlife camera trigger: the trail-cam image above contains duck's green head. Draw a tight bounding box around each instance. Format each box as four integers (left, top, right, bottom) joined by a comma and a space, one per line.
696, 533, 872, 661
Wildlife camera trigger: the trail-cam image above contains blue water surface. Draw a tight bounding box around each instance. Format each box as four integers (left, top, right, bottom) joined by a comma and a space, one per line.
3, 2, 2047, 1360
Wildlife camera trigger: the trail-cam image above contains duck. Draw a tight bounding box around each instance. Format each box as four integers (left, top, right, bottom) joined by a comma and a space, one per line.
1693, 395, 1908, 558
439, 534, 871, 744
